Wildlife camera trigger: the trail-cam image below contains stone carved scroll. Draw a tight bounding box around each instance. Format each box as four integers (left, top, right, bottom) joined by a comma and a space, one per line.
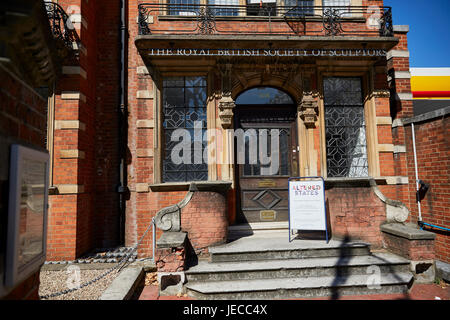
154, 191, 194, 232
217, 63, 236, 129
298, 94, 318, 128
218, 96, 235, 129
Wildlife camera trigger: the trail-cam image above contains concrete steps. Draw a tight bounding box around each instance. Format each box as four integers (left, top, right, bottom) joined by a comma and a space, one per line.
209, 237, 371, 262
185, 273, 413, 300
184, 235, 413, 300
186, 253, 410, 282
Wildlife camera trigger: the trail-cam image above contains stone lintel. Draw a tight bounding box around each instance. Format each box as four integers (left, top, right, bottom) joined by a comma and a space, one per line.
55, 184, 85, 194
136, 148, 154, 158
60, 149, 85, 159
137, 90, 153, 99
137, 120, 155, 128
378, 144, 395, 153
54, 120, 86, 131
376, 116, 393, 125
136, 183, 149, 193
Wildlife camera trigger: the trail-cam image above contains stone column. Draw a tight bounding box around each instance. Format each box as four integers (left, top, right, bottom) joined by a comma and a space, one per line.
217, 63, 236, 183
298, 93, 319, 176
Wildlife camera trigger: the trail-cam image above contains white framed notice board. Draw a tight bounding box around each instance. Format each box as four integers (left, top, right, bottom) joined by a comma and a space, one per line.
288, 177, 329, 243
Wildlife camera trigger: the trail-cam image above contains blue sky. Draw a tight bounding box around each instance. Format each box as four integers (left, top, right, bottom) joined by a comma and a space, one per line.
384, 0, 450, 67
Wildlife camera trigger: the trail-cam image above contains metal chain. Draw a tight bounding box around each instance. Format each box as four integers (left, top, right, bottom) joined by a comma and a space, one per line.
39, 219, 155, 299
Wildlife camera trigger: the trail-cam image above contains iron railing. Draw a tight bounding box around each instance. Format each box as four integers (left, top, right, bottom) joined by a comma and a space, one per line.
44, 2, 79, 51
138, 3, 393, 37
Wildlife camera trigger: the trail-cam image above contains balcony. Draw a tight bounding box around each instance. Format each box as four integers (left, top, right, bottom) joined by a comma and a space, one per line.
138, 3, 393, 37
44, 1, 80, 63
0, 0, 78, 89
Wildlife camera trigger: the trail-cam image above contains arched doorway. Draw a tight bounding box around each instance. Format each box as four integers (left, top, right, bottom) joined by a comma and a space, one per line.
234, 87, 298, 224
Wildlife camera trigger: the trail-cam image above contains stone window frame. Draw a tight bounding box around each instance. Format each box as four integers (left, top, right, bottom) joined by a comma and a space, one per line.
317, 69, 379, 179
153, 71, 216, 185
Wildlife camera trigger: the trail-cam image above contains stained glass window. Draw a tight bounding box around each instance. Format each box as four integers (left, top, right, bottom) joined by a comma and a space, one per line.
162, 77, 208, 182
323, 77, 369, 178
167, 0, 200, 16
284, 0, 315, 17
208, 0, 239, 16
323, 0, 351, 18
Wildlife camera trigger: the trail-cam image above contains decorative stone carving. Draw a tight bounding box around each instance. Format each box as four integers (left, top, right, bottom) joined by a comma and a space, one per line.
370, 179, 409, 223
154, 191, 194, 232
218, 96, 236, 129
298, 94, 318, 128
217, 62, 236, 129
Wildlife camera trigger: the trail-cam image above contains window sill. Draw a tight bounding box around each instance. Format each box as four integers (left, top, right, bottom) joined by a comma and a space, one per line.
149, 180, 232, 193
324, 177, 386, 188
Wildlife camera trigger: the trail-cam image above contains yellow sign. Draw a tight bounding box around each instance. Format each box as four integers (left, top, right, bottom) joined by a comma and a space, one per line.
260, 210, 276, 221
258, 179, 276, 188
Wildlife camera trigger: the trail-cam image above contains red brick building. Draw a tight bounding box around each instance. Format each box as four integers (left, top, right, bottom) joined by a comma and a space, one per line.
36, 0, 448, 293
1, 0, 74, 299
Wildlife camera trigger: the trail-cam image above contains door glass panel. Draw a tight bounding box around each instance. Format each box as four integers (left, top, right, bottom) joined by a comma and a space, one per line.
242, 127, 290, 177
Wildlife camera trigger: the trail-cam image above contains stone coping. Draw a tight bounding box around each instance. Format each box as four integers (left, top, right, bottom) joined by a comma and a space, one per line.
403, 106, 450, 125
136, 34, 397, 44
150, 180, 232, 193
157, 231, 187, 249
381, 223, 436, 240
99, 267, 144, 300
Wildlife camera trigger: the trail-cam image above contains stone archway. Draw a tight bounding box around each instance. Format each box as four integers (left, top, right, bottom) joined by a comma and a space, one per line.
217, 64, 318, 130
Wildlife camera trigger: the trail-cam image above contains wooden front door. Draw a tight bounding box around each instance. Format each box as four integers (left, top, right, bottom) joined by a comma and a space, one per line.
235, 105, 298, 224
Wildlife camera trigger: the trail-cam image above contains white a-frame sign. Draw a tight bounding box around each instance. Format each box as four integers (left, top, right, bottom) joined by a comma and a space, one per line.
288, 177, 329, 243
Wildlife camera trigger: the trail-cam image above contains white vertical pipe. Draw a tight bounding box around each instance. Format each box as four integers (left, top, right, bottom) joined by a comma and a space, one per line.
411, 123, 422, 221
152, 218, 156, 262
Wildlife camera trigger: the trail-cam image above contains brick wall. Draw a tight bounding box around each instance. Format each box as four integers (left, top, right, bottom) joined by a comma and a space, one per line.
405, 117, 450, 263
47, 0, 122, 260
0, 64, 48, 299
382, 232, 435, 261
47, 0, 97, 260
326, 186, 387, 248
181, 191, 228, 256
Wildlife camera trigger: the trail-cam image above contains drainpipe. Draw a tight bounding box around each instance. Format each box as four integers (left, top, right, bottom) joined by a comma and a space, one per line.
410, 123, 422, 222
118, 0, 127, 244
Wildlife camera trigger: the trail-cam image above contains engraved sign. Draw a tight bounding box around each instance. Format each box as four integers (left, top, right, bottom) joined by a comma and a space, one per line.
147, 48, 388, 58
258, 179, 276, 188
260, 210, 276, 221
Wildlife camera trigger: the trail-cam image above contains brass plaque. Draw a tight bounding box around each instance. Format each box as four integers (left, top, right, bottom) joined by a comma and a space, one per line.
258, 179, 276, 188
260, 210, 276, 221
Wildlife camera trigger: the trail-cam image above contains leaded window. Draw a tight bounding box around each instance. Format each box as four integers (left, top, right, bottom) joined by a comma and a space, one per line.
323, 77, 369, 178
167, 0, 200, 16
162, 77, 208, 182
285, 0, 314, 17
323, 0, 351, 17
208, 0, 239, 16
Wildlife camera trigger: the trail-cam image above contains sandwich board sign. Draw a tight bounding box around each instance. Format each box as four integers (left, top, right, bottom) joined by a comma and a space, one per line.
288, 177, 329, 243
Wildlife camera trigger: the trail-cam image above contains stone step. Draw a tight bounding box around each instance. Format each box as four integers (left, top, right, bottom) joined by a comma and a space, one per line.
227, 222, 289, 240
209, 237, 371, 263
185, 273, 414, 300
186, 252, 410, 282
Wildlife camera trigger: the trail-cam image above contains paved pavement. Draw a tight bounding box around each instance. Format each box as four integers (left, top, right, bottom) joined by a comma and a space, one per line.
139, 281, 449, 300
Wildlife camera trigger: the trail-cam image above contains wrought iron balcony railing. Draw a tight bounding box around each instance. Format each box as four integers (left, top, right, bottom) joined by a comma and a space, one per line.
138, 3, 393, 37
44, 2, 79, 53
